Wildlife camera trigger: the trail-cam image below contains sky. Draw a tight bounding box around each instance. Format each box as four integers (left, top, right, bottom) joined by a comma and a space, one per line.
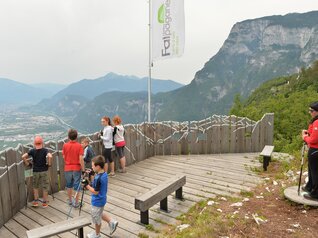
0, 1, 317, 85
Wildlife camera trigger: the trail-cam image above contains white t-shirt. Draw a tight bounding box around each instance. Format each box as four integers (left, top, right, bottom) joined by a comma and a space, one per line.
101, 126, 113, 149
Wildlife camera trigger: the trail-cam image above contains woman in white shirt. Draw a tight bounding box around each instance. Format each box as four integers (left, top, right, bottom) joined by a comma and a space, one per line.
113, 115, 126, 173
100, 116, 115, 176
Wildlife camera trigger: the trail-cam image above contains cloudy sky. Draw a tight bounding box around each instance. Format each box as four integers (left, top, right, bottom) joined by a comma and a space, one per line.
0, 0, 317, 85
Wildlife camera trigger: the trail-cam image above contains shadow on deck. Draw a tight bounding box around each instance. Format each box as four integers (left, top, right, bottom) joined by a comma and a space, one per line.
0, 153, 261, 238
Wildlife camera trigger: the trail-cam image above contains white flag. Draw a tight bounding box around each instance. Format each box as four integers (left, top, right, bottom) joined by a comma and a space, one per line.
151, 0, 185, 61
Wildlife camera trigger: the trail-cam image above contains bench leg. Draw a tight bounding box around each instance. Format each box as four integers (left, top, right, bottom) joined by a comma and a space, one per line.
176, 187, 183, 200
160, 197, 168, 211
78, 227, 84, 238
140, 210, 149, 225
263, 156, 270, 171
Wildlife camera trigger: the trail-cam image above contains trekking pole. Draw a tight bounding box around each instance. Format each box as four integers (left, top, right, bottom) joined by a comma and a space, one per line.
298, 143, 306, 196
66, 179, 82, 220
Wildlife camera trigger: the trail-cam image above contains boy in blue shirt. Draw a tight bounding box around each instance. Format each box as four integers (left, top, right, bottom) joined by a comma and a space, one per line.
82, 155, 118, 238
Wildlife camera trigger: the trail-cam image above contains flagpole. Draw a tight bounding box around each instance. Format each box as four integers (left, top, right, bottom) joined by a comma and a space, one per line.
148, 0, 152, 123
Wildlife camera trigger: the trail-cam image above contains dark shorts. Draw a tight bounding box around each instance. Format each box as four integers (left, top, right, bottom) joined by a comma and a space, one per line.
116, 146, 125, 159
103, 148, 113, 163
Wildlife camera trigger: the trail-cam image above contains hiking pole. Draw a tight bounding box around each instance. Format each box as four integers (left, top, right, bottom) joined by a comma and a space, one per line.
66, 178, 82, 220
298, 143, 306, 196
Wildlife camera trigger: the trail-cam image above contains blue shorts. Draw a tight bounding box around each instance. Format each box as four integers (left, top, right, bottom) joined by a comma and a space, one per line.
65, 171, 82, 190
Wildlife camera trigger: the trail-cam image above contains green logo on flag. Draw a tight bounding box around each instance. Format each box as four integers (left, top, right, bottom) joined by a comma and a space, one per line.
158, 4, 165, 24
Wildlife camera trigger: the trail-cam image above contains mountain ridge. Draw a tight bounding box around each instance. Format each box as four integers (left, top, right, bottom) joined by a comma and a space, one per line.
71, 11, 318, 131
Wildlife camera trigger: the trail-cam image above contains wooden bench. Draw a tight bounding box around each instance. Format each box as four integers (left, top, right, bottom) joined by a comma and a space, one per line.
135, 174, 186, 225
26, 216, 91, 238
260, 145, 274, 171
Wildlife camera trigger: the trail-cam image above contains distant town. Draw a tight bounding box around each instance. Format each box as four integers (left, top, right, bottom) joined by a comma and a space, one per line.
0, 108, 67, 149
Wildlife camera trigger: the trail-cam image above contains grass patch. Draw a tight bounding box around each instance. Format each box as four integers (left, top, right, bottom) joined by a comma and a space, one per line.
145, 224, 159, 233
138, 233, 149, 238
154, 218, 170, 225
240, 190, 254, 198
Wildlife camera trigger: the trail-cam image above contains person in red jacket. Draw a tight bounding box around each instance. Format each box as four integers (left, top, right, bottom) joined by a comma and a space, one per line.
302, 101, 318, 200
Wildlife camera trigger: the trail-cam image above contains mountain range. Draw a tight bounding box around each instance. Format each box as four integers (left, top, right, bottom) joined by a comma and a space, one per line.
70, 11, 318, 132
0, 73, 183, 107
4, 11, 318, 133
34, 73, 184, 117
51, 73, 183, 100
0, 78, 64, 105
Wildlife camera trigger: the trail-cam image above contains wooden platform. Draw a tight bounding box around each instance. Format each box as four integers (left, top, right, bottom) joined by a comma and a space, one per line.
0, 153, 261, 238
284, 186, 318, 207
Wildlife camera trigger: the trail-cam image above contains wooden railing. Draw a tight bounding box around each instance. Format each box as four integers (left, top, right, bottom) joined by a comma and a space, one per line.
0, 113, 274, 227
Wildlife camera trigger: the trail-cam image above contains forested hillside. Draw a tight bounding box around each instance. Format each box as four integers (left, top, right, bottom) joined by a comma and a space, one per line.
230, 61, 318, 152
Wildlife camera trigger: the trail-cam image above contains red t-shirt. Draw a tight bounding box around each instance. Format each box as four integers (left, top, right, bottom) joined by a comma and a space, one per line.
62, 141, 84, 171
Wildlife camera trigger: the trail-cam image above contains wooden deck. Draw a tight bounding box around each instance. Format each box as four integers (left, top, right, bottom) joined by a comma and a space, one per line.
0, 153, 261, 238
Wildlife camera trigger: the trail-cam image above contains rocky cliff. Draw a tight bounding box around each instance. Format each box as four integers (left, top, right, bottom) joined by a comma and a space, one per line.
155, 11, 318, 121
73, 11, 318, 131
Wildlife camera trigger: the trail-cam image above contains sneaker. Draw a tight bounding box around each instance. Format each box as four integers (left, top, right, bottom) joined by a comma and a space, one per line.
109, 220, 118, 235
109, 172, 116, 177
304, 193, 318, 201
118, 168, 127, 173
32, 200, 39, 207
86, 231, 101, 238
67, 198, 73, 206
42, 201, 49, 208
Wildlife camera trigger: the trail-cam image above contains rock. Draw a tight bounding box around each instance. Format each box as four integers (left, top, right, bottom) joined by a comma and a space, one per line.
264, 177, 270, 181
207, 201, 215, 206
265, 187, 270, 192
291, 223, 301, 229
220, 197, 227, 201
301, 210, 307, 214
256, 196, 264, 199
286, 229, 295, 233
244, 215, 249, 219
286, 170, 294, 178
303, 171, 308, 176
176, 224, 190, 232
252, 214, 267, 225
217, 208, 223, 213
230, 202, 243, 207
242, 198, 250, 202
233, 211, 239, 215
273, 180, 278, 186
